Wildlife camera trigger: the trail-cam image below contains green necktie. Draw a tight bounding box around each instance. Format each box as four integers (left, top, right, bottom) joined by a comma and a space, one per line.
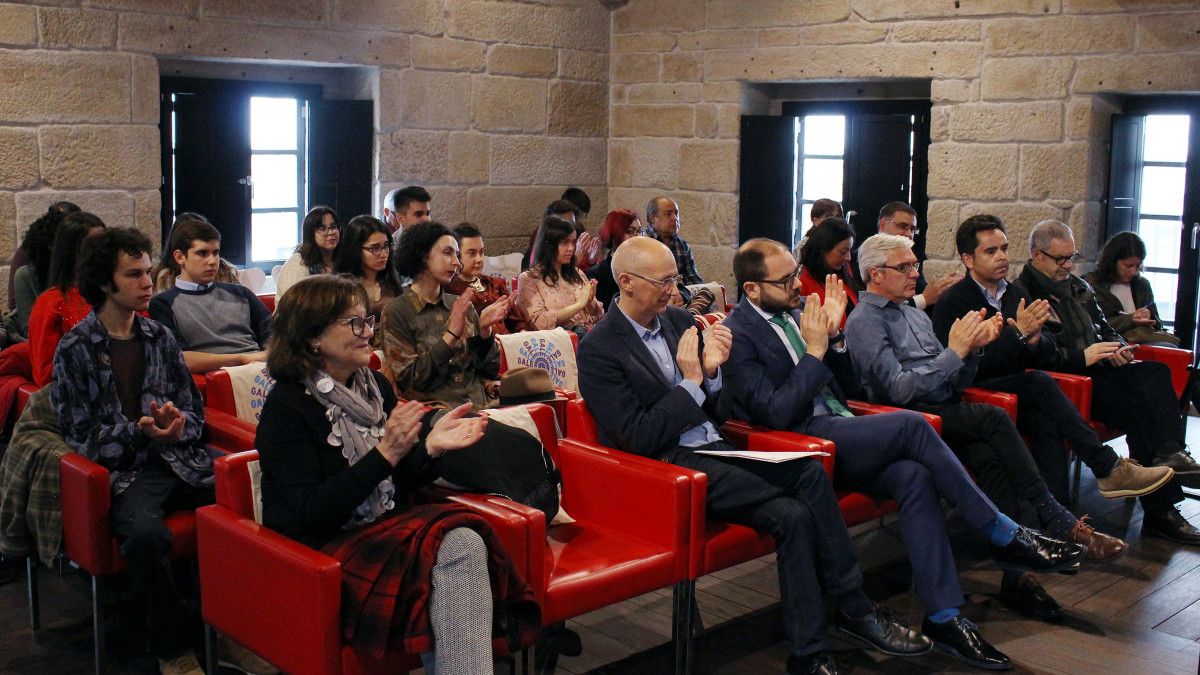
769, 313, 853, 417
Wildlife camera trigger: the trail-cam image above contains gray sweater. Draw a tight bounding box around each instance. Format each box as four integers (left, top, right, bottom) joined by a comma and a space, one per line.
149, 281, 271, 354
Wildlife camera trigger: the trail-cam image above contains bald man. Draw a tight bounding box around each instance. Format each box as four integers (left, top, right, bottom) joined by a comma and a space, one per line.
577, 237, 931, 675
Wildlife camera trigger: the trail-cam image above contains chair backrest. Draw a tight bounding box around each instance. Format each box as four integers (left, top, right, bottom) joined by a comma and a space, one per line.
205, 363, 274, 424
484, 252, 524, 284
257, 293, 275, 313
214, 450, 260, 520
270, 264, 283, 281
564, 397, 600, 443
496, 329, 580, 391
239, 267, 267, 293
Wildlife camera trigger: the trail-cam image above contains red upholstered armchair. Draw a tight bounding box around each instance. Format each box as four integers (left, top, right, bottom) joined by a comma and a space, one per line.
55, 408, 255, 674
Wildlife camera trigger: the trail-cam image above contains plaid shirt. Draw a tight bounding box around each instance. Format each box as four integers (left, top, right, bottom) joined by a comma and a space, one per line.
51, 312, 212, 495
644, 228, 704, 285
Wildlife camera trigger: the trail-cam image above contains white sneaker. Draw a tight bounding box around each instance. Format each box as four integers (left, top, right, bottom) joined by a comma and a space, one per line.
218, 635, 280, 675
159, 650, 204, 675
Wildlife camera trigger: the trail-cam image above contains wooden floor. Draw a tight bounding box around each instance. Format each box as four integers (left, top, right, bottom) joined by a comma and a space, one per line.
4, 426, 1200, 674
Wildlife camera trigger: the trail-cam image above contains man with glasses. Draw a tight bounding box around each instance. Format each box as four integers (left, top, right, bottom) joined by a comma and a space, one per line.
644, 196, 704, 285
725, 237, 1084, 671
932, 215, 1173, 512
845, 233, 1119, 628
579, 236, 947, 675
1018, 219, 1200, 545
875, 202, 961, 310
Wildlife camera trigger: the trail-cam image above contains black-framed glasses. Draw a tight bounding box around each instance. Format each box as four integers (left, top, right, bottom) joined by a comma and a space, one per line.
628, 271, 683, 289
877, 262, 920, 276
362, 244, 389, 256
338, 315, 376, 337
756, 264, 802, 288
1036, 249, 1081, 267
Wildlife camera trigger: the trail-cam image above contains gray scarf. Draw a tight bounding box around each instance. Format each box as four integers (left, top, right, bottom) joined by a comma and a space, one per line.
303, 367, 395, 528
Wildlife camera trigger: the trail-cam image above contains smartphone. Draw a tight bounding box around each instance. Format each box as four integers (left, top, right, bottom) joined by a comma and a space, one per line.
1117, 344, 1139, 356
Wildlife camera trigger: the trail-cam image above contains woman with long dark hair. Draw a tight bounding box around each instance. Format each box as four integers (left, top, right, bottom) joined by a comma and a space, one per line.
275, 206, 340, 301
333, 215, 402, 322
28, 212, 107, 385
515, 216, 604, 336
257, 275, 537, 674
798, 217, 859, 328
1085, 231, 1176, 346
9, 206, 73, 339
383, 221, 506, 408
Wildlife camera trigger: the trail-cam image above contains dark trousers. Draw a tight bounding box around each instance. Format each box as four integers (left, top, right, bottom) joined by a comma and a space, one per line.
803, 410, 997, 616
909, 400, 1048, 522
110, 461, 215, 660
665, 446, 867, 659
1086, 361, 1185, 512
978, 370, 1119, 503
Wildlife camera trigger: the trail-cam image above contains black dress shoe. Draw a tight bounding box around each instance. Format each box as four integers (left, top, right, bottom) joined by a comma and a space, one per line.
1056, 561, 1081, 575
998, 571, 1064, 623
1152, 450, 1200, 488
787, 651, 841, 675
836, 604, 932, 656
922, 616, 1013, 671
991, 527, 1085, 573
1143, 506, 1200, 546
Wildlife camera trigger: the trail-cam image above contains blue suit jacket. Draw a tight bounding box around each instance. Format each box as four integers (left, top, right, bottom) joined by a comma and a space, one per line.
577, 304, 731, 459
724, 297, 859, 433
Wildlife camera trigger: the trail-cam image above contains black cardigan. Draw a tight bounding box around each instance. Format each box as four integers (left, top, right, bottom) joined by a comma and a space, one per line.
256, 370, 438, 548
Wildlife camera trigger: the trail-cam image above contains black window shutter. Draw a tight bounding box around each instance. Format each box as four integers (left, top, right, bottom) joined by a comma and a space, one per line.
309, 99, 373, 220
738, 115, 796, 247
1106, 114, 1144, 240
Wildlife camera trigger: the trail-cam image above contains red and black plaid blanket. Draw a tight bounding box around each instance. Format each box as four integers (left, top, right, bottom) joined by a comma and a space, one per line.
321, 501, 540, 657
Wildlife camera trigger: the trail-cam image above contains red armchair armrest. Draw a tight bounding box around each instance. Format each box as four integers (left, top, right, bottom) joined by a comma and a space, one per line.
203, 408, 257, 455
1136, 344, 1194, 399
848, 399, 942, 435
59, 453, 114, 574
721, 420, 836, 476
962, 387, 1018, 422
1040, 370, 1092, 420
197, 505, 341, 675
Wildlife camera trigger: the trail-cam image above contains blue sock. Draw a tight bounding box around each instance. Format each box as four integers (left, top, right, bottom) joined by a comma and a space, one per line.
987, 513, 1020, 547
927, 607, 960, 624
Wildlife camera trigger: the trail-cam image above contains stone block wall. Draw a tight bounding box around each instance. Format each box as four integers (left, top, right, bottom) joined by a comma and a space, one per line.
0, 0, 611, 274
610, 0, 1200, 289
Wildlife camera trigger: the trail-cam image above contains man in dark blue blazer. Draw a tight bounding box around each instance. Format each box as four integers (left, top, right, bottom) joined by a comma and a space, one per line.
723, 238, 1085, 671
578, 237, 931, 675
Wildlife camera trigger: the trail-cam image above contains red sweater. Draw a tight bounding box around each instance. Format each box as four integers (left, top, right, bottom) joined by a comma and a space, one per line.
28, 287, 92, 387
799, 267, 858, 330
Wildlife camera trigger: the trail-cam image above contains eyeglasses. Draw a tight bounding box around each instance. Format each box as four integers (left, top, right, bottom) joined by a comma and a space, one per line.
1036, 249, 1081, 267
628, 271, 683, 289
756, 265, 802, 288
362, 244, 390, 256
316, 224, 340, 234
876, 262, 921, 276
338, 315, 376, 337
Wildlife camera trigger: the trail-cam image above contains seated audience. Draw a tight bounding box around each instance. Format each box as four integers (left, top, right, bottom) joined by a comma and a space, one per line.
793, 197, 841, 255
445, 222, 521, 333
798, 217, 858, 327
52, 227, 270, 675
1017, 219, 1200, 544
9, 208, 67, 341
149, 219, 271, 373
933, 216, 1173, 506
29, 212, 107, 386
588, 208, 642, 308
382, 185, 433, 237
1085, 231, 1177, 346
724, 238, 1085, 669
643, 195, 703, 285
153, 212, 241, 292
7, 200, 78, 313
579, 236, 942, 675
334, 215, 403, 323
561, 187, 600, 272
383, 222, 506, 408
275, 205, 340, 301
873, 202, 961, 309
522, 198, 586, 272
845, 233, 1126, 622
516, 217, 604, 337
256, 275, 537, 673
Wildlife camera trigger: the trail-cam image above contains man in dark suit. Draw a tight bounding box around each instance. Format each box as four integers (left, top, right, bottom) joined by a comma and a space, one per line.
723, 238, 1084, 670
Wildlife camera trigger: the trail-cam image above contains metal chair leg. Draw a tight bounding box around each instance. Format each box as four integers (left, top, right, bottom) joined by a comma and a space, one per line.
91, 575, 103, 675
26, 557, 40, 631
1070, 453, 1083, 506
204, 623, 216, 675
672, 580, 695, 675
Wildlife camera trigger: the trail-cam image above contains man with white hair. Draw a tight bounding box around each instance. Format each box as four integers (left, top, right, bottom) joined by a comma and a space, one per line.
1018, 219, 1200, 545
845, 233, 1125, 625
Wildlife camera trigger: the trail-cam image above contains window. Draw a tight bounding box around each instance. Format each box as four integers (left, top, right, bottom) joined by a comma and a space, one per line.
248, 96, 307, 263
794, 115, 846, 244
1137, 115, 1190, 326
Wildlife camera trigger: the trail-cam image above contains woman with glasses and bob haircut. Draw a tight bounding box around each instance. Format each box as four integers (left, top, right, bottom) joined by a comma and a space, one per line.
256, 274, 538, 674
334, 215, 402, 323
798, 217, 860, 328
515, 216, 604, 338
383, 221, 508, 408
275, 205, 341, 302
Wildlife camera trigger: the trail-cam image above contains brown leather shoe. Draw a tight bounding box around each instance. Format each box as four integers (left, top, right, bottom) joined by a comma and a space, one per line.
1070, 515, 1126, 563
